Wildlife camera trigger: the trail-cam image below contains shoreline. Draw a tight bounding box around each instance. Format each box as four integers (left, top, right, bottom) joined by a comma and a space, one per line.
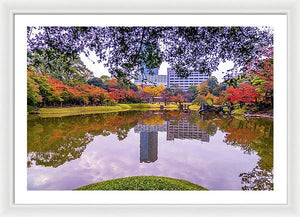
28, 103, 273, 119
29, 103, 182, 118
244, 113, 273, 118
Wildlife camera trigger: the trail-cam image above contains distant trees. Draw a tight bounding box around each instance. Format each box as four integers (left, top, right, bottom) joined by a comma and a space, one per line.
197, 82, 210, 96
87, 77, 104, 88
182, 86, 197, 102
108, 78, 121, 89
213, 83, 227, 96
27, 71, 140, 107
206, 76, 219, 94
27, 74, 42, 106
28, 52, 273, 111
168, 94, 184, 105
27, 49, 93, 86
140, 84, 166, 103
192, 53, 273, 111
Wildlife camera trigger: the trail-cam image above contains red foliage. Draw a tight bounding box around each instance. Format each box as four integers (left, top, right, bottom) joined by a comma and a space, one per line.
108, 78, 120, 89
27, 71, 140, 106
168, 94, 184, 103
225, 83, 259, 104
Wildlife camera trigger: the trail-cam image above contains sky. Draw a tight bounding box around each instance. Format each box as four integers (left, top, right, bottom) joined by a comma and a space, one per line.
80, 51, 235, 83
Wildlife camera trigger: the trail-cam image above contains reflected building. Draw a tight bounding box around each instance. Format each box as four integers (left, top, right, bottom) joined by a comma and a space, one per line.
134, 124, 164, 163
167, 119, 210, 142
134, 119, 209, 163
134, 123, 167, 133
140, 131, 158, 163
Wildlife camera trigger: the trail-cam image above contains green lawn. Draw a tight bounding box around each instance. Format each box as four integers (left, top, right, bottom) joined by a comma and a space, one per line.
74, 176, 207, 191
35, 103, 179, 118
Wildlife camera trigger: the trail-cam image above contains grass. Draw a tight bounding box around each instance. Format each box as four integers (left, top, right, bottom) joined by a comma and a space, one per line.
74, 176, 208, 191
189, 105, 200, 111
35, 103, 179, 118
27, 105, 38, 113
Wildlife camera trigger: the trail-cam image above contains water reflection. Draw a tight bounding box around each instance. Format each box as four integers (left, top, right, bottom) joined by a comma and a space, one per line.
27, 110, 273, 190
167, 119, 209, 142
139, 132, 158, 163
27, 111, 143, 168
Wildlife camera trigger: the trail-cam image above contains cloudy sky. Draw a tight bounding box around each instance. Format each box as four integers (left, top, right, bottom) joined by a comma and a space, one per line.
80, 51, 235, 83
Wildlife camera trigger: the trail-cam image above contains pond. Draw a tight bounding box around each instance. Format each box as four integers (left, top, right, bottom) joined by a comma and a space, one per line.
27, 110, 273, 190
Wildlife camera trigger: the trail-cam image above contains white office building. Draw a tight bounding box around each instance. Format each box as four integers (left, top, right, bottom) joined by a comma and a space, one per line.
134, 74, 167, 86
167, 68, 209, 90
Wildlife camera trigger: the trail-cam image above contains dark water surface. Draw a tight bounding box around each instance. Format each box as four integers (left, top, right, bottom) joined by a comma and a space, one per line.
27, 110, 273, 190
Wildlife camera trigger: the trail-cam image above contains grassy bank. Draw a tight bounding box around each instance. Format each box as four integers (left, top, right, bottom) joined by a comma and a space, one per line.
34, 103, 179, 118
74, 176, 207, 191
189, 105, 200, 111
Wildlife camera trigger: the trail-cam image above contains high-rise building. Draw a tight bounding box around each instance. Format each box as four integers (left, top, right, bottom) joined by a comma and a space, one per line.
167, 68, 209, 90
141, 62, 159, 75
134, 47, 164, 86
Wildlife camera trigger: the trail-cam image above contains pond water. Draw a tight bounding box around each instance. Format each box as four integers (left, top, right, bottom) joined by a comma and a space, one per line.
27, 110, 273, 190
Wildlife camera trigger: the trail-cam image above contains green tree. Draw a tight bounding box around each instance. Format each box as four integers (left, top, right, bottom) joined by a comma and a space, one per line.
27, 49, 93, 86
28, 72, 53, 106
207, 76, 219, 95
87, 77, 104, 88
197, 82, 209, 96
213, 83, 227, 96
27, 74, 42, 106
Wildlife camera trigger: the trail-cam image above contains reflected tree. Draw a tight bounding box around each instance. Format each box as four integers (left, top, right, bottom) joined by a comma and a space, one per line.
240, 165, 273, 190
28, 133, 94, 168
28, 110, 274, 191
218, 117, 273, 190
186, 113, 274, 190
27, 111, 144, 168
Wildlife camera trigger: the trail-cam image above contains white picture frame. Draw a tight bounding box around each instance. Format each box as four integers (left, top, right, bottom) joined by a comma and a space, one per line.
1, 0, 299, 216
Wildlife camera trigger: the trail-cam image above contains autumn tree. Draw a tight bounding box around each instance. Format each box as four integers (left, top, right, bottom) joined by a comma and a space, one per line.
27, 71, 141, 107
250, 57, 273, 106
197, 82, 210, 96
168, 94, 184, 105
205, 93, 217, 105
225, 83, 259, 108
27, 72, 42, 106
28, 71, 54, 106
108, 78, 121, 90
141, 84, 166, 103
